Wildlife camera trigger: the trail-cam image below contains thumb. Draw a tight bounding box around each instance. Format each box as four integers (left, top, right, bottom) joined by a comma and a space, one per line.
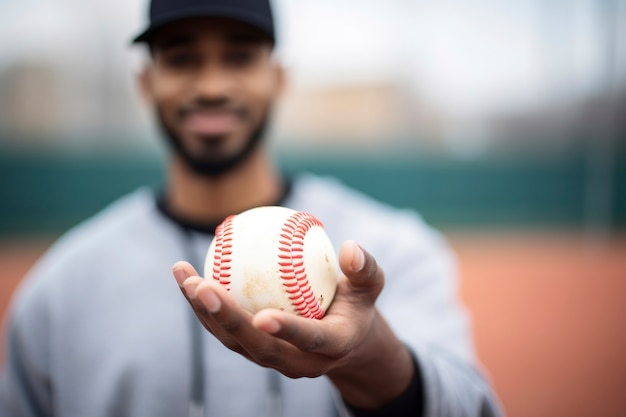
338, 240, 385, 299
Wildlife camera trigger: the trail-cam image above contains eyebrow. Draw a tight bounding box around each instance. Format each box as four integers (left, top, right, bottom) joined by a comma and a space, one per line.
224, 32, 269, 45
154, 35, 196, 51
153, 30, 271, 52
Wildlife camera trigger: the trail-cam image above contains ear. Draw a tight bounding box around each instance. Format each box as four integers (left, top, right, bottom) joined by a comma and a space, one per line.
137, 64, 154, 105
271, 60, 287, 99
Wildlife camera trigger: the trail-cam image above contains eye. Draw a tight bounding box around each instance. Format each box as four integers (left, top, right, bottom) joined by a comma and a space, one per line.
224, 49, 257, 67
162, 52, 199, 69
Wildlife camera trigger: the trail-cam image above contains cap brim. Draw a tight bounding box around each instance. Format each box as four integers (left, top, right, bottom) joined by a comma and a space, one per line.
131, 6, 274, 44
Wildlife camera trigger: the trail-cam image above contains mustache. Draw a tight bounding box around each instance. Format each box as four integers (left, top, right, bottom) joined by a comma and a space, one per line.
178, 98, 248, 119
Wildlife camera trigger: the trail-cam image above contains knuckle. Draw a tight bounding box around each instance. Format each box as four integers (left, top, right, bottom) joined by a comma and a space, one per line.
305, 334, 325, 353
220, 318, 242, 334
254, 349, 283, 367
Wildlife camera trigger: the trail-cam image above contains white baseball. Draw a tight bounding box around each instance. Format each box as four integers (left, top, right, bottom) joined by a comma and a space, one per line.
204, 206, 338, 319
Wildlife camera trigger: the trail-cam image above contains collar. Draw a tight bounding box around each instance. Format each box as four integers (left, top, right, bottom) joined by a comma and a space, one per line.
155, 177, 293, 235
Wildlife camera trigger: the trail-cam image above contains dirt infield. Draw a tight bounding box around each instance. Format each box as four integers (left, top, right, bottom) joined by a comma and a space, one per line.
451, 232, 626, 417
1, 232, 625, 417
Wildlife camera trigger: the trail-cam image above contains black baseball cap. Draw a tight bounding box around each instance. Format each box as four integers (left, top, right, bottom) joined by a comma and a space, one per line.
132, 0, 275, 44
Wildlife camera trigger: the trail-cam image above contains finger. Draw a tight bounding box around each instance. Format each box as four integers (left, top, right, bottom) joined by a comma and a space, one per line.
175, 269, 259, 362
182, 278, 253, 359
193, 281, 296, 365
194, 279, 258, 335
250, 310, 328, 374
172, 261, 227, 332
252, 309, 347, 356
338, 241, 384, 299
172, 261, 200, 287
181, 276, 217, 328
193, 283, 292, 365
194, 279, 225, 314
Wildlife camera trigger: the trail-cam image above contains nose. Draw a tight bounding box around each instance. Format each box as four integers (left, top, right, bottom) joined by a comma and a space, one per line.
193, 63, 233, 100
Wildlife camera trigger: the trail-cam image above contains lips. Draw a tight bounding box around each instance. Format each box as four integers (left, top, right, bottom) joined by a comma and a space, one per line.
183, 111, 240, 136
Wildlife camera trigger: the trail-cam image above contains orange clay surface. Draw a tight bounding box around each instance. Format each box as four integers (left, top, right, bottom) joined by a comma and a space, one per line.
1, 232, 625, 417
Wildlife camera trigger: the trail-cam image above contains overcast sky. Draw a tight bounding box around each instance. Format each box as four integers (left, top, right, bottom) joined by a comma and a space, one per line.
1, 0, 623, 120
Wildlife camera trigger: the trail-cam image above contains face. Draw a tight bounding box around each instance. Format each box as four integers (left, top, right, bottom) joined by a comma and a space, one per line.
140, 17, 283, 176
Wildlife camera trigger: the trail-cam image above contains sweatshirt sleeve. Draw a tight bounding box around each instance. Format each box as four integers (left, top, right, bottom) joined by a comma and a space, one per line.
412, 345, 503, 417
335, 348, 502, 417
0, 276, 54, 417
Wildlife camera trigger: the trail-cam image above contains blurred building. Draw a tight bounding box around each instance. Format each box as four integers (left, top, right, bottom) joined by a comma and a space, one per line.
0, 0, 624, 155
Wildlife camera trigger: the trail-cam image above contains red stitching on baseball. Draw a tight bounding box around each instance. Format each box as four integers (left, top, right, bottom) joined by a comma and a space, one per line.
277, 212, 326, 319
212, 215, 235, 290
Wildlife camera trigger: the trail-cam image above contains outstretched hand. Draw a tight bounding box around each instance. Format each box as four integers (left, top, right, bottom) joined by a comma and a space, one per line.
172, 240, 414, 409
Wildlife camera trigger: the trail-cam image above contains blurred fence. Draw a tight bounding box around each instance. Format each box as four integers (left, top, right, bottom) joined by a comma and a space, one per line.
1, 142, 624, 236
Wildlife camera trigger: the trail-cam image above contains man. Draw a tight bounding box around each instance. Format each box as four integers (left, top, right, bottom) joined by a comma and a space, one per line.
0, 0, 502, 416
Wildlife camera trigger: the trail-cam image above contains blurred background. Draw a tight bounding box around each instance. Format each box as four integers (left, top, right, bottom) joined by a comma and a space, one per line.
1, 0, 625, 416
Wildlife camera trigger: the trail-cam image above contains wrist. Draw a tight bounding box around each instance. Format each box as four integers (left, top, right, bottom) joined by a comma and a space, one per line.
328, 312, 414, 409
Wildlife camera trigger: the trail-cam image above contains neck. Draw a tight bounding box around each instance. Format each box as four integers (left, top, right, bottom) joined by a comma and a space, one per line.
165, 148, 283, 224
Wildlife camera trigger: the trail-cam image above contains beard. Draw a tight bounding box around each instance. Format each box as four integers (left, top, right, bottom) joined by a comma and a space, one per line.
155, 102, 270, 178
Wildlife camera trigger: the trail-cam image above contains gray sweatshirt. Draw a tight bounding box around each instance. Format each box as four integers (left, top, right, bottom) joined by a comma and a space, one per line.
1, 174, 502, 417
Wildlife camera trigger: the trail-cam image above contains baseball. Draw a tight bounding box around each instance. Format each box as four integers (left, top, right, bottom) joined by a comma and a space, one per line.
204, 206, 338, 319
